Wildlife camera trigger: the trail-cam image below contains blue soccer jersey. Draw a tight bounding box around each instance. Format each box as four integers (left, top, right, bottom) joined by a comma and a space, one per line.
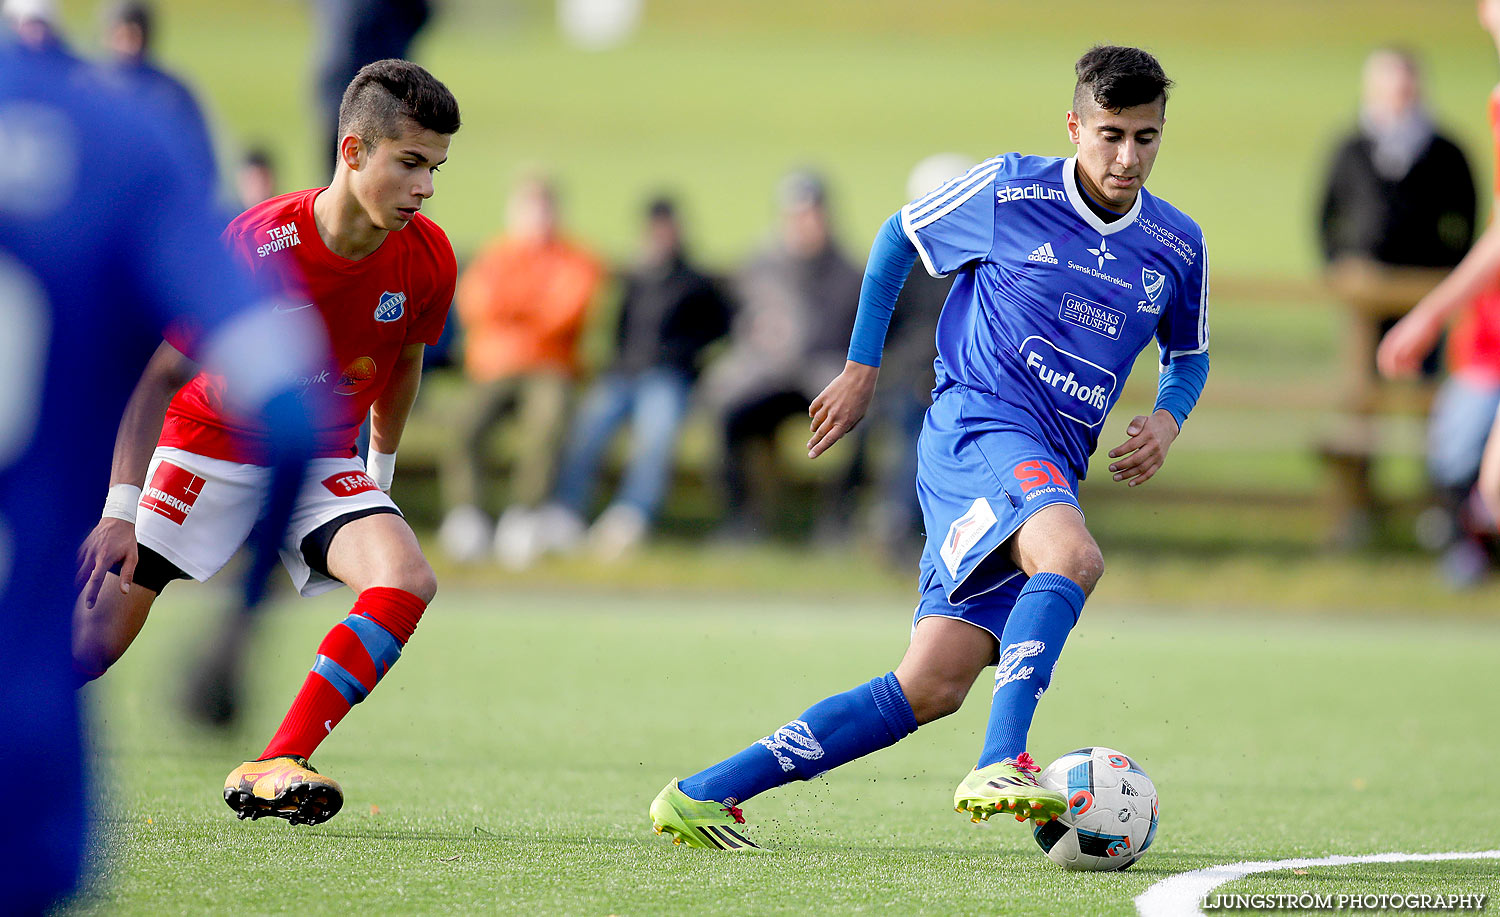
902, 153, 1209, 478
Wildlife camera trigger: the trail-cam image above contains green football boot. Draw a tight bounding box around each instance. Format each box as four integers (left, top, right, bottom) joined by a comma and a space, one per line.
953, 752, 1066, 825
649, 779, 762, 851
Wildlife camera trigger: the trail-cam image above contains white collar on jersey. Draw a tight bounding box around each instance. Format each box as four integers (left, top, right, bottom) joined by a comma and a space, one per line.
1063, 157, 1142, 237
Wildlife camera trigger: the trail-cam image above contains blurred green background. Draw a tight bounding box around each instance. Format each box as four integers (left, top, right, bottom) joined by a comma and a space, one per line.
61, 0, 1496, 272
52, 0, 1500, 609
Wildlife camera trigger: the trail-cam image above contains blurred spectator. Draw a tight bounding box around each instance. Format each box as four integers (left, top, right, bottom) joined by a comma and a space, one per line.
439, 175, 605, 565
97, 0, 218, 203
1319, 48, 1475, 276
236, 146, 278, 209
4, 0, 68, 55
531, 196, 731, 561
862, 154, 973, 560
312, 0, 431, 172
700, 170, 862, 541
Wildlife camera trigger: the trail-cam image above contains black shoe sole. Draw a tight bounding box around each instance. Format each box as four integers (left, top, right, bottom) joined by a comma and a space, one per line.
224, 780, 343, 826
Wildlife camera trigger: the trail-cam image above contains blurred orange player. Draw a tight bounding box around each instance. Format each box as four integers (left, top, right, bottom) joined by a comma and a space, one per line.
1378, 1, 1500, 581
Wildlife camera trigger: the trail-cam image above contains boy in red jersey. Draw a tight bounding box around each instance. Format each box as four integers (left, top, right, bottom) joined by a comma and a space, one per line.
73, 59, 460, 825
1380, 1, 1500, 582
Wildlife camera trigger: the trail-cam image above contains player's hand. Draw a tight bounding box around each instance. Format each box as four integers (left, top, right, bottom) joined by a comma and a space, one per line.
1107, 410, 1179, 487
75, 518, 139, 609
808, 361, 879, 459
1377, 304, 1445, 379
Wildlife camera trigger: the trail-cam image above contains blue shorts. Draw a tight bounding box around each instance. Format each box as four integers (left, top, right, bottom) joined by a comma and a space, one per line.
913, 551, 1026, 662
916, 385, 1082, 607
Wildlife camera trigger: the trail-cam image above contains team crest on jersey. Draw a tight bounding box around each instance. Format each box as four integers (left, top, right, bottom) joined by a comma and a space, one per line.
1138, 268, 1167, 314
374, 291, 406, 323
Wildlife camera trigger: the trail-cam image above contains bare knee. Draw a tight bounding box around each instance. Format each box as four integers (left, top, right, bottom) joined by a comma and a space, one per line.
375, 558, 437, 604
1066, 543, 1105, 595
1030, 539, 1104, 595
897, 670, 975, 725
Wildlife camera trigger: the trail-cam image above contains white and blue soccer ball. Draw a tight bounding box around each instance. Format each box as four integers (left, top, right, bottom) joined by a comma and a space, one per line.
1031, 747, 1158, 871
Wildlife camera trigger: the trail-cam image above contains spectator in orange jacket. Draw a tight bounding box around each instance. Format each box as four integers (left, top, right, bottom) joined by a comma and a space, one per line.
439, 174, 605, 563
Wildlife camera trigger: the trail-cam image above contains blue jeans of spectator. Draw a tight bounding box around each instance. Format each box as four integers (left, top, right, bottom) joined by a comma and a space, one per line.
553, 369, 693, 521
1428, 374, 1500, 490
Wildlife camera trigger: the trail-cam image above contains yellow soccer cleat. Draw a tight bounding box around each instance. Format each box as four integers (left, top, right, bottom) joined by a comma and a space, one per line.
649, 779, 762, 851
223, 755, 343, 826
954, 753, 1066, 826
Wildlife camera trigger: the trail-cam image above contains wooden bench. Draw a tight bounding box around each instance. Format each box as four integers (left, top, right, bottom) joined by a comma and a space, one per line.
1318, 257, 1448, 548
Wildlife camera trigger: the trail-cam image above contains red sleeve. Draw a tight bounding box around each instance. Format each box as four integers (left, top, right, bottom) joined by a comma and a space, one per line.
406, 224, 457, 346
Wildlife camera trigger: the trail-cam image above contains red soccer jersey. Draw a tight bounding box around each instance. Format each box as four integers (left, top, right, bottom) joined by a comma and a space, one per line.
161, 188, 456, 461
1448, 86, 1500, 382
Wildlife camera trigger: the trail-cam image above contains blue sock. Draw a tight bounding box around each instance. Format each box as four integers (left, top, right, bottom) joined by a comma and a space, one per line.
976, 572, 1085, 769
678, 672, 918, 806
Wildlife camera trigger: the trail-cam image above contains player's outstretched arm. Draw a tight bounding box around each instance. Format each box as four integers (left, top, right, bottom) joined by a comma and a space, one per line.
809, 213, 919, 459
365, 342, 425, 490
1378, 219, 1500, 378
76, 342, 198, 608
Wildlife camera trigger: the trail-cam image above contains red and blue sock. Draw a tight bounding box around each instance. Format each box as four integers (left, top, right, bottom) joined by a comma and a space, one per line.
976, 572, 1084, 768
260, 586, 426, 761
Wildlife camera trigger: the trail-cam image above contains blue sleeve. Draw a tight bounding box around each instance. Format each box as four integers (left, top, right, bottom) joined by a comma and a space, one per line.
1153, 351, 1209, 429
900, 157, 1002, 277
846, 212, 917, 366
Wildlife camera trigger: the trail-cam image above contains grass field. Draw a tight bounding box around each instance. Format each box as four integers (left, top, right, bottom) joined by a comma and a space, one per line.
63, 581, 1500, 915
39, 3, 1500, 910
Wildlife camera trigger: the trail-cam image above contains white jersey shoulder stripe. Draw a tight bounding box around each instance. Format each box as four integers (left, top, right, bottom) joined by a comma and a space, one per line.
906, 158, 1005, 221
907, 168, 1002, 232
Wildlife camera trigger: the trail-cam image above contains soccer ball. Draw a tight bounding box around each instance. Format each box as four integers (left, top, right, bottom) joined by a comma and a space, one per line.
1031, 747, 1158, 871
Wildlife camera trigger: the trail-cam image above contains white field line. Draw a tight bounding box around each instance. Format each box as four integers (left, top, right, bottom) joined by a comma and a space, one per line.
1135, 849, 1500, 917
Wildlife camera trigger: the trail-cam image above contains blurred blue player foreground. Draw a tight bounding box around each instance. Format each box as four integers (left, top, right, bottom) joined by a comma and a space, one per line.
0, 38, 320, 914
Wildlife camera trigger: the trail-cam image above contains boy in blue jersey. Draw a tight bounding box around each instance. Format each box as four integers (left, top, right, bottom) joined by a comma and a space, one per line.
649, 46, 1209, 851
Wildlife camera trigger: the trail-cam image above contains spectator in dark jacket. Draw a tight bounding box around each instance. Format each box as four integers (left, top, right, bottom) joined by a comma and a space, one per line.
532, 196, 731, 559
1320, 47, 1475, 271
700, 171, 864, 541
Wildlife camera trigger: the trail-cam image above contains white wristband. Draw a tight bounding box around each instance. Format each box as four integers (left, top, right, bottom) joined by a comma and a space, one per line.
102, 483, 142, 523
366, 450, 396, 492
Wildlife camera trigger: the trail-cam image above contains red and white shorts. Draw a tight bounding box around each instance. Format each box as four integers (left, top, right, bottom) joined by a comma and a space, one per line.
133, 447, 399, 597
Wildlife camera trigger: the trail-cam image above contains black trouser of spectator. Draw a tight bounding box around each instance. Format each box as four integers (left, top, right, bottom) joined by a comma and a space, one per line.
721, 389, 866, 538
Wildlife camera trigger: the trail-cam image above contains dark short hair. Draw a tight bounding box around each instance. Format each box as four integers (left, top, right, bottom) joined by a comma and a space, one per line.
337, 59, 461, 152
242, 146, 274, 172
106, 0, 152, 50
1073, 46, 1172, 115
645, 194, 676, 220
